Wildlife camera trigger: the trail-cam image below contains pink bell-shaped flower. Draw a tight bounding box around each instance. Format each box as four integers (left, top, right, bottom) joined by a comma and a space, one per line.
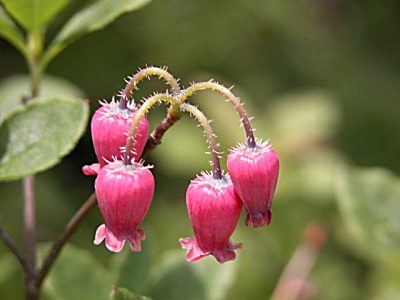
227, 139, 279, 228
179, 173, 242, 263
91, 100, 149, 167
94, 160, 154, 252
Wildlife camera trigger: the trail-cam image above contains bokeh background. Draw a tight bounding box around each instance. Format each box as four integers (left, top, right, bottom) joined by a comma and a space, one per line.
1, 0, 400, 299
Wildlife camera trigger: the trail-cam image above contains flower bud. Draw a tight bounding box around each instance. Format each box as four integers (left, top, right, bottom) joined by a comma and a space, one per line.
179, 173, 242, 263
227, 140, 279, 228
94, 160, 154, 252
91, 100, 149, 166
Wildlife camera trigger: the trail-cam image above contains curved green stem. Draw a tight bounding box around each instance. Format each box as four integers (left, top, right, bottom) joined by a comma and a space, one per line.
179, 103, 222, 180
120, 67, 181, 109
124, 94, 179, 164
179, 81, 256, 148
26, 31, 44, 98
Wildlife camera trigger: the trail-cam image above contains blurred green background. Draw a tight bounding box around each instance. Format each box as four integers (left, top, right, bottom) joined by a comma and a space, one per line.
1, 0, 400, 299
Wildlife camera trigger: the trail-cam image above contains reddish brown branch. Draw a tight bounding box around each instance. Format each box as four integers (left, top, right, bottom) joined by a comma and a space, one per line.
37, 193, 97, 287
270, 222, 327, 300
0, 228, 27, 271
23, 176, 38, 300
142, 112, 181, 155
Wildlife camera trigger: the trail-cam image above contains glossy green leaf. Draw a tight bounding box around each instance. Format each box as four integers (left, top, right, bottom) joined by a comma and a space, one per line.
110, 286, 152, 300
147, 251, 206, 300
43, 244, 111, 300
0, 97, 89, 181
42, 0, 151, 68
0, 74, 84, 124
336, 166, 400, 262
110, 237, 152, 294
0, 7, 26, 55
0, 0, 70, 31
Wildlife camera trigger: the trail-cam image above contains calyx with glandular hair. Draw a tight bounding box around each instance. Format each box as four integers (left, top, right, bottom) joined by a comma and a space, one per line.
94, 160, 154, 252
228, 139, 279, 228
179, 173, 243, 263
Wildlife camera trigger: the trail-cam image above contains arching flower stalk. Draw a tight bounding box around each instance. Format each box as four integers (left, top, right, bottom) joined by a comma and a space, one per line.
178, 103, 242, 263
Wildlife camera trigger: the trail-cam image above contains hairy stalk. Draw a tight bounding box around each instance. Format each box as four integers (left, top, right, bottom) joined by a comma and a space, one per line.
179, 81, 256, 148
123, 94, 179, 164
179, 103, 222, 180
119, 67, 181, 109
37, 193, 97, 288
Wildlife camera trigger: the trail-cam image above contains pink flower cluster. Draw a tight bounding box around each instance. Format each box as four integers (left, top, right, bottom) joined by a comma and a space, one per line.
180, 140, 279, 263
84, 99, 279, 264
83, 100, 151, 252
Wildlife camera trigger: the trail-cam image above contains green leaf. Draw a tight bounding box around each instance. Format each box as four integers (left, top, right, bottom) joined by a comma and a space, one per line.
110, 286, 152, 300
0, 97, 89, 181
42, 244, 112, 300
147, 251, 206, 300
0, 0, 70, 31
42, 0, 151, 68
110, 236, 152, 294
0, 74, 84, 123
336, 166, 400, 263
0, 7, 26, 55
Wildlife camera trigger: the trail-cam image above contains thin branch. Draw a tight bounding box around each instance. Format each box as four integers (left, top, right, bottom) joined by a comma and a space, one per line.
37, 193, 97, 287
0, 228, 27, 271
23, 175, 38, 300
142, 111, 181, 155
23, 35, 41, 299
270, 222, 327, 300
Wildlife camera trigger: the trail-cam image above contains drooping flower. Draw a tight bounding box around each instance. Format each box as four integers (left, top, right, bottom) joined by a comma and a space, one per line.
179, 173, 242, 263
89, 100, 149, 169
94, 160, 154, 252
227, 139, 279, 228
